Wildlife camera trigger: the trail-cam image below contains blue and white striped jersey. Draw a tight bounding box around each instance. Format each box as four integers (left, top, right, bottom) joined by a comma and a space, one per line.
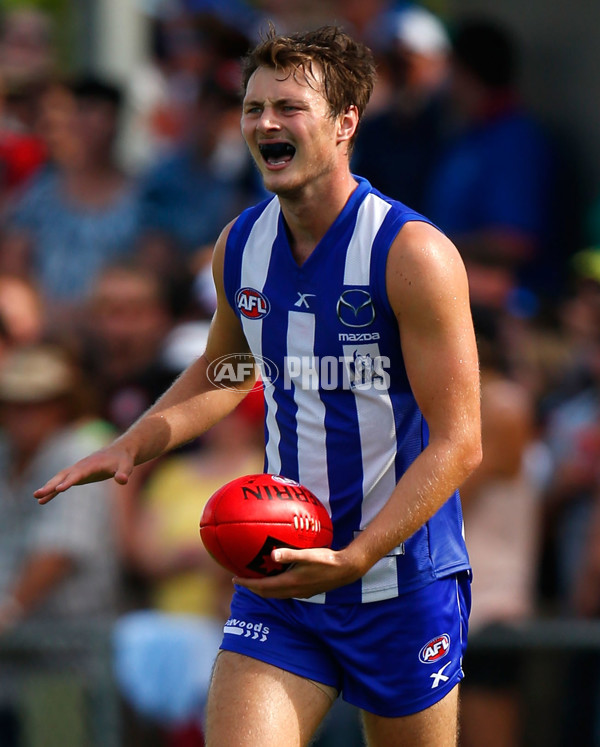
223, 177, 470, 604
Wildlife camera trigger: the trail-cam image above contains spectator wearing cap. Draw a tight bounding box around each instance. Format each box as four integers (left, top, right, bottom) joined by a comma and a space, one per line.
424, 16, 562, 309
352, 4, 451, 213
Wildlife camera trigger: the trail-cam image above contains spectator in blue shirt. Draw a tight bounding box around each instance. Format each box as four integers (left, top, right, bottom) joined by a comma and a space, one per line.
425, 17, 561, 309
0, 77, 140, 328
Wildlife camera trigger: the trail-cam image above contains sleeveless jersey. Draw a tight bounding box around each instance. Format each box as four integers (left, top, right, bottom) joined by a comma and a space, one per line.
223, 176, 470, 604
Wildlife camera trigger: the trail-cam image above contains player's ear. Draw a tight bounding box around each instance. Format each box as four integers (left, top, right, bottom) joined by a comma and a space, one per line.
336, 105, 359, 146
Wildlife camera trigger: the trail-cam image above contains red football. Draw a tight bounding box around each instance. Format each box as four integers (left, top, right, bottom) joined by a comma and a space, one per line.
199, 473, 333, 578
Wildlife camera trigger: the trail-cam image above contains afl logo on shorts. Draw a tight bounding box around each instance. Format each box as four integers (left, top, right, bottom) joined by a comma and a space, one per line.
236, 288, 270, 319
419, 634, 451, 664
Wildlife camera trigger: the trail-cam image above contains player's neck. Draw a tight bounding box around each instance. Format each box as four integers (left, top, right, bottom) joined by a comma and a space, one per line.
279, 171, 359, 266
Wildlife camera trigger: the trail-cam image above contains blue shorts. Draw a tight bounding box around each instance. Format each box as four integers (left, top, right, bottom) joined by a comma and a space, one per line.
219, 571, 471, 718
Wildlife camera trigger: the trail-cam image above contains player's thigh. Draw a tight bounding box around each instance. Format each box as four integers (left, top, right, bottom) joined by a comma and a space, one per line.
205, 650, 337, 747
361, 683, 459, 747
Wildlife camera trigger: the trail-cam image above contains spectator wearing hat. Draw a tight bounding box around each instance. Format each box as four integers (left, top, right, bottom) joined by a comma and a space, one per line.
0, 344, 120, 633
352, 4, 451, 213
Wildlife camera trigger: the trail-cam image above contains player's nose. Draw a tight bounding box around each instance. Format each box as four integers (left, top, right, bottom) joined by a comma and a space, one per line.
256, 106, 281, 132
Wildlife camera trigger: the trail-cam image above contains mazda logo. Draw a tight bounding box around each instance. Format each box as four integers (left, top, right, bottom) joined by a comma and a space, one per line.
336, 289, 376, 328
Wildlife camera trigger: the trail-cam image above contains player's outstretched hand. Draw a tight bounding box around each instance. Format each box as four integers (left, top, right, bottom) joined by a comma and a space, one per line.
34, 445, 135, 504
233, 546, 364, 599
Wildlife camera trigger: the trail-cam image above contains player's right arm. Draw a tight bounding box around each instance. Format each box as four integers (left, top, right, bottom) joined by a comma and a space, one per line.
34, 221, 254, 504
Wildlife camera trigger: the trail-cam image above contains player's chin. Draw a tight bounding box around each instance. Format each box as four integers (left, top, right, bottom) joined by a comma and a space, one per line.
262, 171, 304, 198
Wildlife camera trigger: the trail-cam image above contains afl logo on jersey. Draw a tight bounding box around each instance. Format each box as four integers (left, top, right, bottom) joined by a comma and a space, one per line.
236, 288, 271, 319
419, 634, 451, 664
336, 289, 375, 328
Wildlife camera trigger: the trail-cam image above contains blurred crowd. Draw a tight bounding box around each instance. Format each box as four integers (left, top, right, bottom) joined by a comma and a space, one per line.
1, 1, 600, 746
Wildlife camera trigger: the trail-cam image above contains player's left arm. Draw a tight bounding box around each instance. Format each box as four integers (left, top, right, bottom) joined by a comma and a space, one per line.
348, 221, 482, 562
236, 221, 482, 599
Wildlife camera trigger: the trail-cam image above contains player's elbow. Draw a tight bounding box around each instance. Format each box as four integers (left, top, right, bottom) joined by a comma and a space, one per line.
461, 431, 483, 479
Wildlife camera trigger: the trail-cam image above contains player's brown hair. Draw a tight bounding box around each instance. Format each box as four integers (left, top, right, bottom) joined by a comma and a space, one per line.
242, 25, 376, 150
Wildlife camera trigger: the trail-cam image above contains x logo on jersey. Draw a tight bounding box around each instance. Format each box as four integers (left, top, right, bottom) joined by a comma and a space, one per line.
430, 661, 452, 688
294, 292, 316, 309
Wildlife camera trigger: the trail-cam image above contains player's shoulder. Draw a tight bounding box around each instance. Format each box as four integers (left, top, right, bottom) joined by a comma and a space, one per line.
385, 219, 469, 316
389, 219, 464, 278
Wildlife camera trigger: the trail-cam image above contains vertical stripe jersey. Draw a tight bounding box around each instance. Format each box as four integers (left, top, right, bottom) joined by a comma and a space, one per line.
223, 177, 470, 604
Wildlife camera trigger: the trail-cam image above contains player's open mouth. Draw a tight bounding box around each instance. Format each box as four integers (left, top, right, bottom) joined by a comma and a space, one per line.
258, 142, 296, 166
